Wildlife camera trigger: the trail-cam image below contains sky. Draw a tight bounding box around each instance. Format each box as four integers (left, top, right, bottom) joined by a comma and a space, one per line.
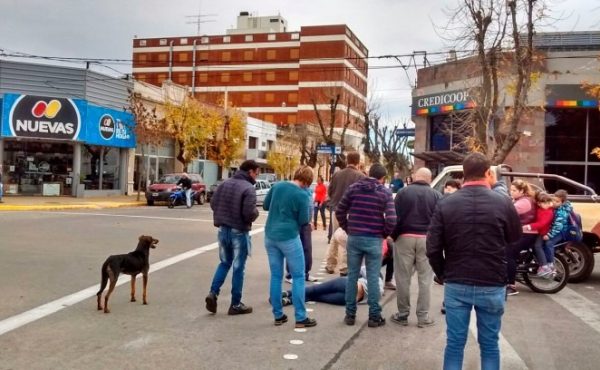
1, 0, 599, 124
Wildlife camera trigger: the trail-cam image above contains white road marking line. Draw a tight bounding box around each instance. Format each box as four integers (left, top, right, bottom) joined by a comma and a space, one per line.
548, 286, 600, 335
294, 328, 307, 333
283, 354, 298, 360
0, 228, 264, 337
468, 311, 528, 369
290, 340, 304, 345
44, 211, 215, 222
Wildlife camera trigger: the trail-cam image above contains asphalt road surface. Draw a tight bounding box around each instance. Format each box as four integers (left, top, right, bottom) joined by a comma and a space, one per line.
1, 205, 600, 370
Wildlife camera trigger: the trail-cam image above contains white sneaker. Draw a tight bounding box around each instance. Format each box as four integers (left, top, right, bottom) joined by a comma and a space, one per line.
285, 277, 292, 284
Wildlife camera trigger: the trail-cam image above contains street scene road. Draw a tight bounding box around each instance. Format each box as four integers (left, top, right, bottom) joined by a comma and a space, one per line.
2, 205, 600, 370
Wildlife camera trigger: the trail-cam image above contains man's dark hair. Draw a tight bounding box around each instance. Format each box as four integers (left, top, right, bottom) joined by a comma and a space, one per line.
462, 152, 490, 181
444, 179, 462, 190
346, 152, 360, 166
240, 160, 260, 172
369, 163, 387, 180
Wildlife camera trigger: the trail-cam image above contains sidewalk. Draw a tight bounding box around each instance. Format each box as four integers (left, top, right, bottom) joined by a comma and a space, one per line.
0, 194, 146, 211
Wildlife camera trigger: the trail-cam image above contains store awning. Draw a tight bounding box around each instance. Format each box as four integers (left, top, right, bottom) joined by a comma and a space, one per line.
410, 150, 466, 166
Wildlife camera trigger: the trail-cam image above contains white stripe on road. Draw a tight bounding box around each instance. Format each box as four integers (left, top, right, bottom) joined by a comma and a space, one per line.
548, 286, 600, 334
44, 211, 215, 222
0, 228, 264, 337
468, 312, 529, 369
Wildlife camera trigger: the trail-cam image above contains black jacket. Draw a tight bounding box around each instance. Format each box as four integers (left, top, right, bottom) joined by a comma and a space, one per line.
176, 176, 192, 189
210, 170, 258, 231
426, 184, 522, 286
391, 181, 442, 239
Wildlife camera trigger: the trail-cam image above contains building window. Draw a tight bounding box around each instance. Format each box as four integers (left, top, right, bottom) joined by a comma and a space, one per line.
265, 93, 275, 103
223, 36, 231, 43
176, 74, 188, 84
199, 73, 208, 83
199, 51, 209, 61
288, 115, 297, 124
289, 71, 298, 81
201, 36, 209, 44
158, 53, 168, 62
264, 114, 274, 123
267, 140, 274, 150
222, 51, 231, 62
180, 38, 188, 45
429, 115, 468, 153
157, 73, 167, 84
288, 92, 298, 103
244, 50, 254, 61
290, 49, 299, 59
159, 39, 167, 46
291, 33, 300, 40
545, 109, 588, 162
266, 72, 276, 82
248, 136, 258, 149
178, 53, 189, 62
221, 72, 230, 82
242, 93, 252, 103
245, 35, 253, 42
266, 50, 277, 60
136, 73, 146, 81
139, 39, 147, 46
243, 72, 253, 82
137, 54, 147, 63
268, 34, 276, 41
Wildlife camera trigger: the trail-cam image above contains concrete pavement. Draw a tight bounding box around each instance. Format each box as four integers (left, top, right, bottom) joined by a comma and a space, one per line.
0, 194, 146, 211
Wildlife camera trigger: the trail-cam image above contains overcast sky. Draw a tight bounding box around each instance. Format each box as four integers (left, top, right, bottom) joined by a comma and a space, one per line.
1, 0, 599, 123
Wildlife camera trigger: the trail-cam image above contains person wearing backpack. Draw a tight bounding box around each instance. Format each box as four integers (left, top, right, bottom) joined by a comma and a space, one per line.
543, 189, 575, 274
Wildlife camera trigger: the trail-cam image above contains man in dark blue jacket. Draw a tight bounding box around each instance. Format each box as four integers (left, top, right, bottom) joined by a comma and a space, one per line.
205, 160, 260, 316
426, 152, 521, 370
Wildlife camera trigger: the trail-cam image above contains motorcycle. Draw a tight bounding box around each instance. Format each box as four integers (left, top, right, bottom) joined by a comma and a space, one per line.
168, 187, 195, 209
515, 243, 570, 294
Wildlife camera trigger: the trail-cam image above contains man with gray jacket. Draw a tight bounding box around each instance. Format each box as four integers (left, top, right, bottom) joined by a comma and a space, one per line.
205, 160, 259, 315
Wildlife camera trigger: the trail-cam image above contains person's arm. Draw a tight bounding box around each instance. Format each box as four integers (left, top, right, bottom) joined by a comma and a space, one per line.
297, 191, 311, 226
241, 187, 259, 223
426, 206, 446, 279
263, 186, 273, 211
335, 189, 351, 231
547, 208, 567, 239
504, 198, 523, 244
513, 198, 532, 215
383, 191, 397, 237
390, 190, 404, 239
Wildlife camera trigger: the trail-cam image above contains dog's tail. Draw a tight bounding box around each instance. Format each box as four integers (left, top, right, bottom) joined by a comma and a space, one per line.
97, 259, 110, 296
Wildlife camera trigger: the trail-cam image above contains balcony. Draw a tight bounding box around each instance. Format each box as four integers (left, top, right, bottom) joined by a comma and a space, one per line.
246, 149, 268, 163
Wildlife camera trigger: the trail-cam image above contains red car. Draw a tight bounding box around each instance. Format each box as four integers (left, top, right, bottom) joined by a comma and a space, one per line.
145, 173, 206, 206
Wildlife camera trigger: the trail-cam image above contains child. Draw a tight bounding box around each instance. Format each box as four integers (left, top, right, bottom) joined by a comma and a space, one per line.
523, 192, 555, 277
543, 190, 574, 272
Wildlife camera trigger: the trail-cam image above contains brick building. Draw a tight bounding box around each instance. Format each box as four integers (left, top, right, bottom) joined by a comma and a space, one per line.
411, 31, 600, 193
131, 12, 368, 149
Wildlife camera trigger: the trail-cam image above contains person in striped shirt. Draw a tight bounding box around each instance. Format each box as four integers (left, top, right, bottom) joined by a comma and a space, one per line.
335, 163, 396, 328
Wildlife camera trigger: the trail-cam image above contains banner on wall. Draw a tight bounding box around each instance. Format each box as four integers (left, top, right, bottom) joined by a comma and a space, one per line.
1, 93, 136, 148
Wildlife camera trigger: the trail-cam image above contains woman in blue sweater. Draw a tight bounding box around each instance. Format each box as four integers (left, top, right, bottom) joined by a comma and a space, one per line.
263, 166, 316, 328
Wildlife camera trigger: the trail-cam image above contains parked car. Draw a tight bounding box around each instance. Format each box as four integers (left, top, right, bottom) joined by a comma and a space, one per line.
255, 179, 272, 205
206, 179, 225, 203
257, 173, 277, 183
145, 173, 206, 206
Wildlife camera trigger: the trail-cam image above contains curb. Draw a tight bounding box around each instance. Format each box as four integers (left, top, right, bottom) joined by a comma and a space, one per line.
0, 202, 146, 212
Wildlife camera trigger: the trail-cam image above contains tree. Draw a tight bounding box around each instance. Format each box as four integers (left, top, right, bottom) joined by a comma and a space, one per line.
439, 0, 547, 163
363, 113, 412, 177
205, 106, 246, 170
128, 90, 163, 200
266, 151, 300, 180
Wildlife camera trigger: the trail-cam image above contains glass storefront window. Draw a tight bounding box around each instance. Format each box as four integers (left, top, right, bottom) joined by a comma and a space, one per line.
545, 109, 587, 162
429, 114, 469, 153
543, 164, 586, 194
588, 109, 600, 163
81, 145, 120, 190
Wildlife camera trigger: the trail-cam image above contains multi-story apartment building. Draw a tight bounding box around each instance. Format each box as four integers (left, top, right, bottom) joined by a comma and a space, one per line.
131, 12, 368, 149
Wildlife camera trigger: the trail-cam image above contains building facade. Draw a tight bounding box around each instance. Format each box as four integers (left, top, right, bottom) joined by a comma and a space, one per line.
0, 60, 136, 197
411, 31, 600, 193
131, 11, 368, 149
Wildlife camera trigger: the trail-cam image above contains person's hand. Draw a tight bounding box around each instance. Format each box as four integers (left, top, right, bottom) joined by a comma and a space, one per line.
522, 225, 530, 231
543, 235, 549, 241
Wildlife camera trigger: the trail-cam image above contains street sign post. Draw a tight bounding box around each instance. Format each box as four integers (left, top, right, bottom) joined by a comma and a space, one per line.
316, 145, 340, 154
395, 128, 415, 137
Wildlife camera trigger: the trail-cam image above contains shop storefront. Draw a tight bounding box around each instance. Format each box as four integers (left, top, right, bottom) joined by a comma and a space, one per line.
0, 93, 136, 196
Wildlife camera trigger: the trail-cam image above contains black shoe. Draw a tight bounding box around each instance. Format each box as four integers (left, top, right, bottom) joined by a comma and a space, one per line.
295, 317, 317, 328
344, 314, 356, 326
339, 271, 348, 277
228, 302, 253, 315
274, 314, 288, 326
368, 316, 386, 328
205, 292, 217, 314
282, 297, 293, 306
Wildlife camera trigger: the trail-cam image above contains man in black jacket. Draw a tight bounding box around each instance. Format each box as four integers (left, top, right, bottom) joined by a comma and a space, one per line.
426, 153, 521, 370
176, 173, 193, 208
205, 160, 260, 316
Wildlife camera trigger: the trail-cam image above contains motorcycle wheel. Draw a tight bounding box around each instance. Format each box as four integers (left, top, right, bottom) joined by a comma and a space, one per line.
560, 242, 595, 283
168, 197, 175, 209
523, 253, 569, 294
197, 192, 206, 205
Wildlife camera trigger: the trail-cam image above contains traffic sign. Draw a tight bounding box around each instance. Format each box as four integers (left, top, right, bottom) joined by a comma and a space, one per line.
395, 128, 415, 137
316, 145, 340, 154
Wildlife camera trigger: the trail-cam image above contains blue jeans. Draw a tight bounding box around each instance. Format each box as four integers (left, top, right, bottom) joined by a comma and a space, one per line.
209, 226, 250, 306
345, 235, 382, 319
443, 283, 506, 370
293, 277, 347, 305
265, 236, 307, 322
184, 188, 192, 207
543, 234, 564, 264
533, 236, 548, 265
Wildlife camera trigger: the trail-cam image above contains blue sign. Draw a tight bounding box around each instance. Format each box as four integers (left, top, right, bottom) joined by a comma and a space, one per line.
1, 93, 135, 148
395, 128, 415, 137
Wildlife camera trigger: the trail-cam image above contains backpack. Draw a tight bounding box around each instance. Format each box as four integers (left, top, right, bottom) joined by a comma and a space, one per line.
562, 210, 583, 242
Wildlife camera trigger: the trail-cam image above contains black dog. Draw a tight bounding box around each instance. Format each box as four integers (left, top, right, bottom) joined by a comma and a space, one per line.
96, 235, 158, 313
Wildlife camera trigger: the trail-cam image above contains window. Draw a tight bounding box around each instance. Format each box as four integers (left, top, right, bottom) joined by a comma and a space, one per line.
267, 140, 274, 150
244, 50, 254, 61
266, 72, 276, 82
137, 54, 147, 63
265, 93, 275, 103
223, 36, 231, 43
270, 18, 279, 23
268, 34, 276, 41
287, 115, 297, 124
264, 114, 274, 123
245, 35, 253, 42
291, 33, 300, 40
180, 38, 188, 45
243, 72, 253, 82
222, 51, 231, 61
158, 53, 167, 62
201, 36, 209, 44
248, 136, 258, 149
266, 50, 277, 60
545, 109, 587, 162
242, 93, 252, 103
289, 71, 298, 81
178, 53, 189, 62
139, 39, 147, 46
159, 39, 167, 46
199, 51, 209, 61
136, 73, 146, 81
199, 73, 208, 83
221, 72, 230, 82
288, 92, 298, 103
176, 74, 187, 84
290, 49, 299, 59
157, 73, 167, 84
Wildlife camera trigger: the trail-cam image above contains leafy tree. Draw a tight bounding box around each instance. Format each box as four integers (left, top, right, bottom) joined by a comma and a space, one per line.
363, 112, 412, 177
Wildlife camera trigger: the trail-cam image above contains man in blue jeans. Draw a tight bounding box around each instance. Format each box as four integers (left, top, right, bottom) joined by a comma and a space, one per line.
426, 153, 521, 370
205, 160, 260, 315
336, 163, 396, 328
